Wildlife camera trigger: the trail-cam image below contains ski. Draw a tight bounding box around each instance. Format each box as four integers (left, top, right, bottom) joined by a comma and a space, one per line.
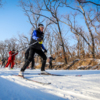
75, 75, 82, 77
12, 75, 51, 85
21, 73, 82, 77
38, 73, 82, 77
38, 73, 67, 76
23, 72, 65, 76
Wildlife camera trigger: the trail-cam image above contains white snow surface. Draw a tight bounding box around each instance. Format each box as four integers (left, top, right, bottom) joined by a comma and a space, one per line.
0, 68, 100, 100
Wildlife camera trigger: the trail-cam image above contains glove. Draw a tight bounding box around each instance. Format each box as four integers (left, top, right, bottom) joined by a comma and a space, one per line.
44, 49, 47, 53
37, 38, 42, 42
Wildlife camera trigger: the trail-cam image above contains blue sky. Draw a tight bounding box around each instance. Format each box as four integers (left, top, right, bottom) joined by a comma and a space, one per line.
0, 0, 32, 41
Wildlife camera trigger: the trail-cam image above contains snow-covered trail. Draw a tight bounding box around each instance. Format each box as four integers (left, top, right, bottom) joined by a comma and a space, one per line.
0, 68, 100, 100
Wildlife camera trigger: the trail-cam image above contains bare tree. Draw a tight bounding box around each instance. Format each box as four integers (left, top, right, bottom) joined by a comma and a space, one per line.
19, 0, 68, 64
58, 0, 100, 58
0, 38, 18, 59
0, 0, 2, 7
78, 0, 100, 6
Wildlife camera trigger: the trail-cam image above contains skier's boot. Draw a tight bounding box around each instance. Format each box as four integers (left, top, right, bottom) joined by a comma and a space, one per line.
41, 71, 49, 75
18, 71, 24, 77
11, 67, 13, 70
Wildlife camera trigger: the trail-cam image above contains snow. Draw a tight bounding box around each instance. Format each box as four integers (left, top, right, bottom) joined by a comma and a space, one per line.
55, 62, 64, 65
0, 68, 100, 100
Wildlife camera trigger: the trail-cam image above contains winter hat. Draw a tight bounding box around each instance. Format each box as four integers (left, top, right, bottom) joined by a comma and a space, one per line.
12, 49, 15, 51
38, 24, 44, 28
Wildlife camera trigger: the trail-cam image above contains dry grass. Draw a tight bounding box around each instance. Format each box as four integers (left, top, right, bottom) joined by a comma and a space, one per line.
43, 59, 100, 70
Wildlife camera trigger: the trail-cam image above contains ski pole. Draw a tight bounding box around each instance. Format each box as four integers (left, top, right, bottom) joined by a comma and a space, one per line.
10, 41, 38, 57
18, 41, 38, 52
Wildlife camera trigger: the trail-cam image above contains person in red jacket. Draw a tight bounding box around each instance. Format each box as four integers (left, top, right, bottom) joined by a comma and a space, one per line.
5, 49, 18, 69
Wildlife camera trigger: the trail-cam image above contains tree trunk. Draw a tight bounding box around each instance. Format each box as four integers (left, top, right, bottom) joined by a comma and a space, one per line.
79, 4, 95, 58
57, 20, 67, 64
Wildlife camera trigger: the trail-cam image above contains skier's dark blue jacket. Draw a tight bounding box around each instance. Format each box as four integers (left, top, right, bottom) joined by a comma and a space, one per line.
30, 30, 46, 50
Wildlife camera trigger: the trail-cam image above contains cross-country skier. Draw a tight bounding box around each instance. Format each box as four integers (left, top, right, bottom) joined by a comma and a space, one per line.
19, 24, 47, 76
25, 48, 35, 69
1, 57, 6, 68
5, 49, 18, 69
49, 56, 55, 69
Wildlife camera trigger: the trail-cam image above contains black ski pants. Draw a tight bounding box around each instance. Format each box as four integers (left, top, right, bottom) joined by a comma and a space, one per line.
25, 48, 34, 69
21, 48, 47, 72
49, 61, 52, 69
1, 61, 5, 67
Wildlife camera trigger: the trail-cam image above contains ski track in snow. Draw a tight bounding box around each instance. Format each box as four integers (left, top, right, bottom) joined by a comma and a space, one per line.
0, 68, 100, 100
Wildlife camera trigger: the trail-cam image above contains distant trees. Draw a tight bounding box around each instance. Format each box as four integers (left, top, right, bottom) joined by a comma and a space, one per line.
0, 38, 18, 59
0, 0, 2, 5
0, 0, 2, 8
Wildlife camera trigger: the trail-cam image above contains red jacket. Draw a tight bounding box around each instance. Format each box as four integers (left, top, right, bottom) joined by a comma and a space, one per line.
8, 51, 18, 61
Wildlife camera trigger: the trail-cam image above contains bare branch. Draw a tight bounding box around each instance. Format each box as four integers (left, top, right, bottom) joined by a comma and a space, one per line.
78, 0, 100, 6
65, 5, 83, 14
